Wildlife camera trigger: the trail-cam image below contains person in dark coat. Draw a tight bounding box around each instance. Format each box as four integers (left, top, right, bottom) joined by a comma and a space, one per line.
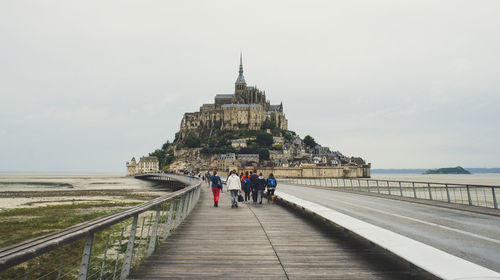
256, 172, 266, 204
249, 170, 259, 202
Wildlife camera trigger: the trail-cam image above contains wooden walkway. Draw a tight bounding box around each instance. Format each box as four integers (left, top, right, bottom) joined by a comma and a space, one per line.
129, 186, 435, 279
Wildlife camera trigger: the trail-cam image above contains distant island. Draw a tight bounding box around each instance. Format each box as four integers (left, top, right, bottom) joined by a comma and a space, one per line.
423, 166, 471, 174
371, 168, 500, 174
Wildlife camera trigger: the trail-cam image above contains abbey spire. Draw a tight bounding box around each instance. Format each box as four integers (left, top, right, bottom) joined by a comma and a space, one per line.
234, 52, 247, 99
235, 52, 246, 85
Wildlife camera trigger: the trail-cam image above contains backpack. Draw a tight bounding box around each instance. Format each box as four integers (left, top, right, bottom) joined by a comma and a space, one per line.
243, 178, 251, 189
268, 178, 276, 188
211, 176, 222, 188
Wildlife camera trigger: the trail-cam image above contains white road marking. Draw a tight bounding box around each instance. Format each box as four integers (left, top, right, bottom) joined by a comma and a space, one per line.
332, 198, 500, 245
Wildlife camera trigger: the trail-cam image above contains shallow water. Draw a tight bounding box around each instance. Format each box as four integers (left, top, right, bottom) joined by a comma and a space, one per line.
0, 173, 167, 209
371, 173, 500, 186
0, 173, 157, 191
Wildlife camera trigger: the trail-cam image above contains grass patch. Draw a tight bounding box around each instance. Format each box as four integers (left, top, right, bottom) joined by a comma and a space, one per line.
0, 201, 140, 248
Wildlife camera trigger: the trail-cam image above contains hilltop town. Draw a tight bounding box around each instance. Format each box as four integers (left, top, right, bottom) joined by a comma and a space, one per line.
128, 55, 369, 178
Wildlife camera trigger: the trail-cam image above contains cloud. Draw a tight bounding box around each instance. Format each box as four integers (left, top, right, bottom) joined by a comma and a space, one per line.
1, 0, 499, 171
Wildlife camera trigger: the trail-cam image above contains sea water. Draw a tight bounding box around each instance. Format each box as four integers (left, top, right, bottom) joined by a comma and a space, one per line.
371, 173, 500, 186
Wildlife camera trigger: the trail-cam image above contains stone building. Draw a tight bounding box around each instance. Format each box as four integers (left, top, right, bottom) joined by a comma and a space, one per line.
126, 156, 159, 176
126, 157, 137, 176
217, 153, 236, 171
231, 139, 247, 148
178, 54, 288, 139
237, 154, 259, 165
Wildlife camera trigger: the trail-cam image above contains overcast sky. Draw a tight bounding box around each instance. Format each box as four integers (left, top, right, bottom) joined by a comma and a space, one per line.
1, 0, 499, 172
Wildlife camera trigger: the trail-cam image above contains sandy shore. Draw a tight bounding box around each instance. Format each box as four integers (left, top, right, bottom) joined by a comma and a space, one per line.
0, 189, 168, 210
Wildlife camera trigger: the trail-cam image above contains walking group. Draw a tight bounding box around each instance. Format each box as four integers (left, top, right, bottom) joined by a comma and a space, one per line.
204, 170, 277, 208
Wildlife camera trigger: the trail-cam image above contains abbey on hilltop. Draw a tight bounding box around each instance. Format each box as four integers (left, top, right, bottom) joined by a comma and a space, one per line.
178, 54, 288, 140
133, 54, 370, 178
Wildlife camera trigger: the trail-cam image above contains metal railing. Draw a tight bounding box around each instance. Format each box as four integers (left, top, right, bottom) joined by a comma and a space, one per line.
280, 177, 499, 209
0, 174, 202, 280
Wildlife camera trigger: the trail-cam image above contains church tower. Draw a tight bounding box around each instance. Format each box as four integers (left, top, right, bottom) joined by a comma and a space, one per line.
235, 53, 246, 100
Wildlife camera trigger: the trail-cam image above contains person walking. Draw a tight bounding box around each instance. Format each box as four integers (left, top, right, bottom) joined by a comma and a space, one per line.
206, 171, 211, 187
256, 172, 266, 204
249, 170, 259, 203
210, 171, 222, 207
266, 173, 277, 203
242, 171, 251, 202
226, 170, 241, 208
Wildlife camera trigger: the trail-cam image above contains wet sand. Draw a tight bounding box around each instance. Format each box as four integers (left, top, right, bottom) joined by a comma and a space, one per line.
0, 174, 172, 210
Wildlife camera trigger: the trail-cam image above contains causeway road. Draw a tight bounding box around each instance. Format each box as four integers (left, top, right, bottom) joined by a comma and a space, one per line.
278, 183, 500, 272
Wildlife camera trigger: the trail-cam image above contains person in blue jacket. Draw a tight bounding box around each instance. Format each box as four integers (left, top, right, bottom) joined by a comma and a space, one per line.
242, 171, 251, 202
266, 173, 277, 203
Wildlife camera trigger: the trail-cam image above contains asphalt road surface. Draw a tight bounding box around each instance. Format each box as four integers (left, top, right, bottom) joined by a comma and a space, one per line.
278, 183, 500, 272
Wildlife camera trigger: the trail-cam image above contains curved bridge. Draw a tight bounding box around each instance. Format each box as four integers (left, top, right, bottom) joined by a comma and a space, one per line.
1, 174, 499, 279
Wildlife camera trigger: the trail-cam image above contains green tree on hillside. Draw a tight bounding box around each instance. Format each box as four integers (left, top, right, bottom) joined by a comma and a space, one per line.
261, 118, 276, 130
184, 132, 201, 148
303, 135, 317, 149
256, 131, 273, 147
149, 143, 175, 170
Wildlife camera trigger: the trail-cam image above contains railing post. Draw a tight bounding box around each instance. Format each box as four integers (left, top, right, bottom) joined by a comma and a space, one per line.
466, 185, 473, 206
182, 193, 190, 219
376, 180, 380, 194
493, 187, 498, 209
183, 192, 191, 220
445, 184, 451, 203
428, 183, 433, 200
141, 214, 153, 260
367, 180, 370, 192
146, 205, 162, 258
134, 216, 147, 265
189, 190, 195, 212
359, 180, 362, 192
187, 191, 193, 214
57, 256, 65, 280
120, 214, 139, 280
387, 181, 391, 195
412, 182, 417, 198
99, 234, 110, 280
399, 181, 403, 197
188, 191, 193, 213
112, 228, 124, 280
175, 197, 185, 228
78, 231, 94, 280
162, 202, 175, 239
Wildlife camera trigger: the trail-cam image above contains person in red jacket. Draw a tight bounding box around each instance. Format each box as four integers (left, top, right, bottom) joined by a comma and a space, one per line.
210, 171, 223, 207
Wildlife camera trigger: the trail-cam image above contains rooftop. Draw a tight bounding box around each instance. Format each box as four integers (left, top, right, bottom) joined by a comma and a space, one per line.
222, 104, 263, 108
215, 94, 234, 99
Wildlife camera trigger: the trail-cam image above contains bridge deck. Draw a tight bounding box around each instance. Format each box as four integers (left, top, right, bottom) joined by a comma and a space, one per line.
129, 185, 432, 279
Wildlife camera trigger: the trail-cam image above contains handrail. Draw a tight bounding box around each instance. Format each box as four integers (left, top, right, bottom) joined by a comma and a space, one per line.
0, 173, 202, 280
281, 177, 500, 209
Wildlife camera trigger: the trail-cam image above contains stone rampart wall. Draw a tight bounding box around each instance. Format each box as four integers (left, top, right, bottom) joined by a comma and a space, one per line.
225, 165, 370, 178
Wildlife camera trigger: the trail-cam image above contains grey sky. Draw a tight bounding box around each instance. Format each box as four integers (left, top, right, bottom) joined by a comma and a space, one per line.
1, 0, 499, 172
